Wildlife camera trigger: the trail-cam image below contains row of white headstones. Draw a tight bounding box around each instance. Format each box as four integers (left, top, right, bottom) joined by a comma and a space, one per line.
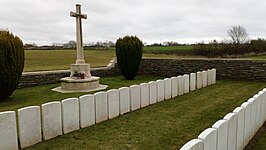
0, 69, 216, 149
180, 88, 266, 150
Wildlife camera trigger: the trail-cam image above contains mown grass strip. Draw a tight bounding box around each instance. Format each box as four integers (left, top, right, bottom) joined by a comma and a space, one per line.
17, 79, 266, 150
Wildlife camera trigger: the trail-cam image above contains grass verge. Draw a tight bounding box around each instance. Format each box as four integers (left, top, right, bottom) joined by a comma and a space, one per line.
24, 49, 193, 72
246, 54, 266, 60
10, 79, 264, 150
254, 124, 266, 150
24, 50, 115, 72
143, 46, 193, 52
0, 76, 161, 112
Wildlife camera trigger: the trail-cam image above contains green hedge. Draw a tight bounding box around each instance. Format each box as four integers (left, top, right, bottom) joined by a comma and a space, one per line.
116, 36, 143, 80
0, 31, 24, 100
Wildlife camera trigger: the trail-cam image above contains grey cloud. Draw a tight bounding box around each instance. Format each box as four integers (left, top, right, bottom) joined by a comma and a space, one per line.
0, 0, 265, 45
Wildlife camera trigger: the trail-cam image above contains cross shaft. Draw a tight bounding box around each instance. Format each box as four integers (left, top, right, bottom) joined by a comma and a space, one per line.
70, 4, 87, 64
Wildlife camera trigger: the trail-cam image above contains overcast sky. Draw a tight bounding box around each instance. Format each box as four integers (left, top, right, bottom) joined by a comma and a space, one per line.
1, 0, 266, 45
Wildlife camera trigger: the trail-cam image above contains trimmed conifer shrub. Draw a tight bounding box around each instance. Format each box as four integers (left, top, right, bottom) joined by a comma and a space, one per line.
0, 31, 24, 100
116, 36, 143, 80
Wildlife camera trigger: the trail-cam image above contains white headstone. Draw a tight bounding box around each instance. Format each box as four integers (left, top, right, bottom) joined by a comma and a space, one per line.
148, 81, 157, 104
211, 69, 216, 84
177, 76, 184, 95
253, 94, 262, 130
223, 113, 237, 150
18, 106, 42, 148
42, 102, 62, 140
258, 91, 265, 126
212, 120, 228, 150
259, 90, 266, 124
247, 98, 256, 137
233, 107, 245, 150
95, 92, 108, 123
241, 102, 252, 145
171, 77, 178, 98
119, 87, 130, 115
198, 128, 217, 150
207, 69, 213, 85
202, 71, 208, 87
130, 85, 141, 111
190, 73, 196, 91
0, 111, 18, 150
156, 80, 165, 102
107, 89, 120, 119
262, 89, 266, 123
79, 94, 95, 128
263, 89, 266, 123
207, 69, 212, 86
140, 83, 149, 107
184, 74, 190, 93
180, 139, 203, 150
196, 72, 203, 89
62, 98, 80, 134
164, 78, 172, 100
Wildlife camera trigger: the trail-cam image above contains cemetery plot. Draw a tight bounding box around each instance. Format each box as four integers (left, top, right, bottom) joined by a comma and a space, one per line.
198, 128, 217, 150
79, 94, 95, 128
177, 76, 184, 95
212, 120, 228, 150
140, 83, 149, 107
18, 106, 42, 148
5, 72, 264, 148
61, 98, 80, 134
42, 101, 62, 140
130, 85, 141, 111
0, 111, 18, 150
148, 81, 157, 104
107, 89, 120, 119
164, 78, 172, 100
95, 92, 108, 123
119, 87, 130, 115
156, 80, 165, 101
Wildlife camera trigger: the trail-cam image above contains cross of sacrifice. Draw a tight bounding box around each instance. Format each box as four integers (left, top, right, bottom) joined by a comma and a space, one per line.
70, 4, 87, 65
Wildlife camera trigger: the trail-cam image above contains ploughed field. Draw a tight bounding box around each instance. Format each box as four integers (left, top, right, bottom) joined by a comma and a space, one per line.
1, 76, 265, 149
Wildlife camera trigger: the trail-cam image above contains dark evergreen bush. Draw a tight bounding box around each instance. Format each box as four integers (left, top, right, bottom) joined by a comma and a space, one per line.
0, 31, 24, 100
116, 36, 143, 80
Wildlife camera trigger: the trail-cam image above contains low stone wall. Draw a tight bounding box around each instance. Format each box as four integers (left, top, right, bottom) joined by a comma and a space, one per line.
19, 60, 121, 88
139, 58, 266, 81
19, 58, 266, 88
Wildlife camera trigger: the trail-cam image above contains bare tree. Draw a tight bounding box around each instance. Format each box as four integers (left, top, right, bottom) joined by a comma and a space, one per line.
63, 40, 76, 49
227, 25, 249, 49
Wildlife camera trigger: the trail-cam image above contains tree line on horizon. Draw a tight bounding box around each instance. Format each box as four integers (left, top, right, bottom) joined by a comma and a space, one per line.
23, 25, 266, 57
193, 25, 266, 57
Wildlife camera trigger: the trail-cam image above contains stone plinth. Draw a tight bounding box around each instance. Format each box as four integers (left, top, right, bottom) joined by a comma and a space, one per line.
53, 76, 107, 93
70, 64, 91, 78
61, 76, 99, 90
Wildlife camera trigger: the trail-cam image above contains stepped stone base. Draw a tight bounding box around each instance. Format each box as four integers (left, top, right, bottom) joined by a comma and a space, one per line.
52, 76, 108, 93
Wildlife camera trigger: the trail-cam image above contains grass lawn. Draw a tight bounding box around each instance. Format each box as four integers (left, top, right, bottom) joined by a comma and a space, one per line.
1, 76, 161, 112
24, 49, 192, 72
83, 46, 194, 52
246, 54, 266, 60
24, 50, 115, 72
3, 77, 263, 149
254, 129, 266, 150
143, 45, 193, 52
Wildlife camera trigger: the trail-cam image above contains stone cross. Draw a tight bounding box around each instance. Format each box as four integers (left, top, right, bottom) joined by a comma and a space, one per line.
70, 4, 87, 64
